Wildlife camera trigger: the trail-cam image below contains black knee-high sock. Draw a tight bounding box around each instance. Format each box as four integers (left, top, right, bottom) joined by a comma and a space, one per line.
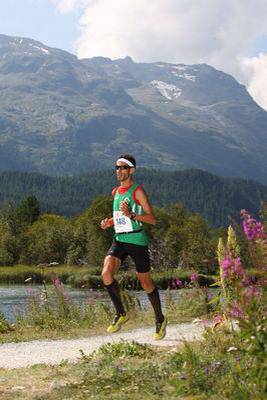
105, 280, 126, 316
147, 287, 164, 323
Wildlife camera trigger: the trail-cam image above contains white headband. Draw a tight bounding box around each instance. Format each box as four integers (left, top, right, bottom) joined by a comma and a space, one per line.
116, 158, 135, 167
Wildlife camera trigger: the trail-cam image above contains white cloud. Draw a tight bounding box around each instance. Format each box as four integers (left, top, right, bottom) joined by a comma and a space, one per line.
48, 0, 267, 110
240, 53, 267, 110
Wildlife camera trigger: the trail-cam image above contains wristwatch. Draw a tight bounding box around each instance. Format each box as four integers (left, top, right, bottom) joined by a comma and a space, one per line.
130, 212, 136, 220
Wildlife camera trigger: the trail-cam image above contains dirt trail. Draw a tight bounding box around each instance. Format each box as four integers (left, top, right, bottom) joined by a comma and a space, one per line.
0, 322, 205, 369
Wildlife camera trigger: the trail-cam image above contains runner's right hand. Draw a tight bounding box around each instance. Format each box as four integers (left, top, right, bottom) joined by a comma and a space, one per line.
100, 218, 110, 229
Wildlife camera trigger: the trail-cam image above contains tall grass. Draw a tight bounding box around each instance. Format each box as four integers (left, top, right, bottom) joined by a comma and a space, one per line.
0, 264, 95, 285
0, 264, 215, 289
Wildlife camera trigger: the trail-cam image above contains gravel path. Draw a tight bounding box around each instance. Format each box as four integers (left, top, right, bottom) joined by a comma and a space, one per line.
0, 322, 205, 369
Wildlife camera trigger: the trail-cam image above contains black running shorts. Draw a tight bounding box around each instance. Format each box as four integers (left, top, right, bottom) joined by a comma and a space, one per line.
107, 240, 150, 273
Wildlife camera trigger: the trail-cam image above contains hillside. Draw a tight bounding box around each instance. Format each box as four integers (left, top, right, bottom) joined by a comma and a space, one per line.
0, 169, 266, 227
0, 34, 267, 183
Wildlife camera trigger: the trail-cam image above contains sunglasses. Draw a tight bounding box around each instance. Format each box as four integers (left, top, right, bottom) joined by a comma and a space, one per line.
115, 165, 131, 170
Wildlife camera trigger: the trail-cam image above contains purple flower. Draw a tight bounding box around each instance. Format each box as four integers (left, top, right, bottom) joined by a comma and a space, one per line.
26, 287, 36, 295
52, 277, 63, 288
242, 276, 252, 286
171, 279, 184, 288
200, 319, 208, 328
175, 279, 183, 288
170, 280, 177, 289
203, 287, 213, 301
190, 273, 199, 282
221, 258, 231, 277
213, 315, 224, 325
230, 301, 244, 319
207, 291, 213, 301
244, 285, 262, 298
232, 258, 245, 277
221, 257, 246, 279
241, 210, 266, 241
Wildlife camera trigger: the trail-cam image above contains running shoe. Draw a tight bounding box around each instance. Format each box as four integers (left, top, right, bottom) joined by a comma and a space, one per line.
154, 316, 167, 340
107, 313, 129, 333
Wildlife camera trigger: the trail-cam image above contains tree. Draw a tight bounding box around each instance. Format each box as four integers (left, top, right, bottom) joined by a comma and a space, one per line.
181, 214, 216, 274
16, 195, 40, 225
74, 195, 113, 266
0, 218, 17, 265
21, 214, 74, 264
148, 203, 189, 269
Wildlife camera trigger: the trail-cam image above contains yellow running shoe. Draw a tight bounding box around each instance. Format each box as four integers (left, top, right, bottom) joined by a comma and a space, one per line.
154, 316, 167, 340
107, 313, 129, 333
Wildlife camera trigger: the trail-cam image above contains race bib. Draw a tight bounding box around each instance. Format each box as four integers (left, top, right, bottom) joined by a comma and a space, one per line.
113, 211, 133, 233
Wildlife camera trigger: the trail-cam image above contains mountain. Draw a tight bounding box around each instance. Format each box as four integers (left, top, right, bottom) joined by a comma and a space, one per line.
0, 34, 267, 183
0, 169, 266, 227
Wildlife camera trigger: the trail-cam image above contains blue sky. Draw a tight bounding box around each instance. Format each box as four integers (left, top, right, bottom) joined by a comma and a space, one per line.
249, 34, 267, 56
1, 0, 267, 109
0, 0, 81, 53
1, 0, 267, 58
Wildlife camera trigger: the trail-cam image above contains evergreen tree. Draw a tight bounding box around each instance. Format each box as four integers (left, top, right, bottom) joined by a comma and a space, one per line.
16, 196, 40, 225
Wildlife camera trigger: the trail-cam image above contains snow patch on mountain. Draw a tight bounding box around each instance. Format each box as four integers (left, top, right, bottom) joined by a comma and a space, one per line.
173, 66, 188, 71
172, 70, 196, 81
4, 38, 50, 55
31, 45, 50, 55
151, 80, 182, 100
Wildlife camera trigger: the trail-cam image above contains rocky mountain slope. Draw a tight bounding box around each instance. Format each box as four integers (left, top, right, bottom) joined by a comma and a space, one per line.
0, 34, 266, 183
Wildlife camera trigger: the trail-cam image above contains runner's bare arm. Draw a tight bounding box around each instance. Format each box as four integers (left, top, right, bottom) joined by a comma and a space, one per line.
120, 187, 156, 225
100, 217, 114, 229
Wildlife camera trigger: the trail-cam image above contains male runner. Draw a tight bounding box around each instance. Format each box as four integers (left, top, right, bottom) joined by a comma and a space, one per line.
100, 154, 167, 340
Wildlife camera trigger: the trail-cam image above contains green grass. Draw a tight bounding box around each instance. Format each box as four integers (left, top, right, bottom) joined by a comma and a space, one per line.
0, 264, 92, 285
0, 286, 212, 344
0, 264, 215, 288
0, 332, 265, 400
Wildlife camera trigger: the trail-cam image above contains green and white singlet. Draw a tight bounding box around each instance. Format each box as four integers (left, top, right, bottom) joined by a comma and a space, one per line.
113, 182, 149, 246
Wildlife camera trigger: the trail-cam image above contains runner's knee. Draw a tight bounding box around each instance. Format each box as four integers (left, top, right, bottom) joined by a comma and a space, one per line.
101, 256, 117, 284
136, 272, 155, 292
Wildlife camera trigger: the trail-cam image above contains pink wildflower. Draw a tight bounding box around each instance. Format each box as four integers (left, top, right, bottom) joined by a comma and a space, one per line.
26, 287, 35, 295
221, 258, 231, 277
170, 280, 177, 289
200, 319, 209, 328
232, 258, 245, 277
213, 315, 225, 325
241, 210, 266, 241
221, 257, 246, 279
190, 273, 199, 282
243, 285, 262, 298
206, 291, 213, 301
175, 279, 183, 288
52, 277, 63, 288
242, 276, 252, 286
230, 301, 244, 319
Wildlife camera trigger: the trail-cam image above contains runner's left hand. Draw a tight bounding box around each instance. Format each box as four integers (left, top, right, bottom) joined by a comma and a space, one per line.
119, 201, 131, 217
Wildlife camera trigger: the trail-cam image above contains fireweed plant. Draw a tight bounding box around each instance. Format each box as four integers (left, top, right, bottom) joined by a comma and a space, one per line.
214, 216, 266, 316
16, 277, 113, 330
212, 210, 266, 392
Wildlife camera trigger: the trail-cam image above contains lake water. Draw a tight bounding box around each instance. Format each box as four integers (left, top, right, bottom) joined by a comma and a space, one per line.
0, 285, 178, 323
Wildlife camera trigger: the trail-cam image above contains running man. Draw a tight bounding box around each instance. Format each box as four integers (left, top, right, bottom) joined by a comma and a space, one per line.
100, 154, 167, 340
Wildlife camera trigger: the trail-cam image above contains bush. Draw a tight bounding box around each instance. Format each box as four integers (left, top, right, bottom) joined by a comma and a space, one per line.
0, 313, 13, 333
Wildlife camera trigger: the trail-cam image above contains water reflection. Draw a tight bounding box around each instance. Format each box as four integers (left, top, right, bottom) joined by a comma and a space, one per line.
0, 285, 178, 322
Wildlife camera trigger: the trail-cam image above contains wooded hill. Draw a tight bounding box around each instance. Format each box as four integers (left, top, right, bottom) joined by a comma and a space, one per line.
1, 169, 266, 227
1, 34, 267, 183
